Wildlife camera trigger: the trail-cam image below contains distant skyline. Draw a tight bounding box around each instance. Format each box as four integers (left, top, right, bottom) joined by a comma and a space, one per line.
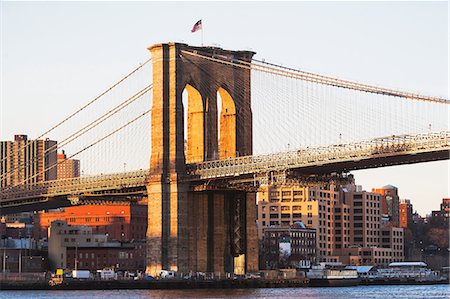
1, 2, 448, 215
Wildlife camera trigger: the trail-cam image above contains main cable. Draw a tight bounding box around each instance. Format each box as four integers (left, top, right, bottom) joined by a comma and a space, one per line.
0, 57, 152, 164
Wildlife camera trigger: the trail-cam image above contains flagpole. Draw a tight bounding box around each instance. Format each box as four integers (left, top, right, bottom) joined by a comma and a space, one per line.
201, 23, 204, 46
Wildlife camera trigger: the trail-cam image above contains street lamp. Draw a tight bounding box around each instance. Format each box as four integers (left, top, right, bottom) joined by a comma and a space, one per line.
19, 233, 22, 273
75, 243, 78, 271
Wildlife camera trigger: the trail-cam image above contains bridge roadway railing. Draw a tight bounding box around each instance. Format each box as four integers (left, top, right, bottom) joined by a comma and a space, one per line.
0, 169, 149, 201
1, 131, 449, 201
186, 131, 450, 179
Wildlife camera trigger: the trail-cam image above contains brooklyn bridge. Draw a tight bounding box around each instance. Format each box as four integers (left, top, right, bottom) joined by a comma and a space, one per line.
1, 43, 448, 275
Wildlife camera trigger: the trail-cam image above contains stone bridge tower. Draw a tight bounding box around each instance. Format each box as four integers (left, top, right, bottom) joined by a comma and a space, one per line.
146, 43, 258, 276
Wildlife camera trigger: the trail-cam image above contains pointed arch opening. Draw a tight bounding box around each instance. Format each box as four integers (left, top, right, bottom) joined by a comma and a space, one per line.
217, 87, 236, 159
182, 84, 204, 163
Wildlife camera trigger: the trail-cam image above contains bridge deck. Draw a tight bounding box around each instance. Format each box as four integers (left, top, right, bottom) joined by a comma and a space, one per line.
1, 131, 449, 210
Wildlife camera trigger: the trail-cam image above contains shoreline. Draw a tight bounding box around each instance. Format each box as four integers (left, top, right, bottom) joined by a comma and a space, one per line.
0, 278, 448, 291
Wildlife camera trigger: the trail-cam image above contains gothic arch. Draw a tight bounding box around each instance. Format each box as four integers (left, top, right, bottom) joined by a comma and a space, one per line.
218, 87, 236, 159
184, 84, 204, 163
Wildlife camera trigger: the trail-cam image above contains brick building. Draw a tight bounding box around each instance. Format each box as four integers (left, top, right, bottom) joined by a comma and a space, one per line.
399, 199, 413, 228
257, 179, 404, 266
57, 150, 80, 179
65, 243, 146, 272
261, 222, 316, 269
33, 201, 147, 241
1, 134, 57, 223
48, 220, 145, 271
258, 182, 348, 262
0, 134, 57, 189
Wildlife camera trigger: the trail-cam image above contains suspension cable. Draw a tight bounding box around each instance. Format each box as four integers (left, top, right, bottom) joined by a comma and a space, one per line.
181, 50, 448, 104
0, 84, 153, 181
0, 57, 152, 164
3, 108, 152, 190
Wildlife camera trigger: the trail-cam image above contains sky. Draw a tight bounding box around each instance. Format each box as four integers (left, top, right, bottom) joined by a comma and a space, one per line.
1, 1, 448, 216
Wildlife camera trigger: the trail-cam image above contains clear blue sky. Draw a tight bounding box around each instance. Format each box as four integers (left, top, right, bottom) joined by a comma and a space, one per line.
1, 2, 448, 215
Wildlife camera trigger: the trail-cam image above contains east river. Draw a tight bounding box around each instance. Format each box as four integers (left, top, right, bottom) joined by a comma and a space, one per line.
0, 285, 449, 299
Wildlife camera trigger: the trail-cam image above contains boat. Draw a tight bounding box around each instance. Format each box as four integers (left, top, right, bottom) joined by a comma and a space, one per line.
307, 263, 360, 287
361, 262, 449, 285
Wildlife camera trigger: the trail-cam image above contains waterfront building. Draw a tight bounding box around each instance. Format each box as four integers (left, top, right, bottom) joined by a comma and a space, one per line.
261, 221, 316, 269
258, 179, 404, 266
48, 220, 145, 271
33, 200, 147, 241
344, 190, 382, 248
0, 248, 48, 273
338, 246, 403, 266
57, 150, 80, 179
257, 182, 347, 262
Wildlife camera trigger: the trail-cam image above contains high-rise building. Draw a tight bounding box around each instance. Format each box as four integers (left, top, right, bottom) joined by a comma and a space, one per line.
372, 185, 400, 226
257, 182, 349, 262
257, 179, 404, 266
1, 134, 57, 189
399, 199, 413, 228
57, 150, 80, 179
344, 190, 382, 248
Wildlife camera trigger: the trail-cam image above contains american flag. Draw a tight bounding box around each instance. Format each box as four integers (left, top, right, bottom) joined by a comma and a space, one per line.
191, 20, 202, 33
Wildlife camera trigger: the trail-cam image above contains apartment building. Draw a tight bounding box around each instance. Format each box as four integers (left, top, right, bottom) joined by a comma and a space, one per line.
1, 134, 57, 189
57, 150, 80, 179
258, 182, 347, 262
257, 179, 404, 265
262, 222, 316, 269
